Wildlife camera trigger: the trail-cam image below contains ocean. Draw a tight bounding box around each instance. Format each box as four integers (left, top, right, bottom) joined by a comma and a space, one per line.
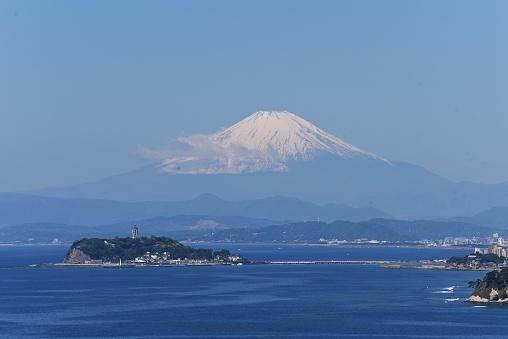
1, 244, 507, 338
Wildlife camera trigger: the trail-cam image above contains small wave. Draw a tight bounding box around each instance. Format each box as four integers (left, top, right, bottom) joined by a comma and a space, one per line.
445, 298, 460, 302
433, 290, 454, 294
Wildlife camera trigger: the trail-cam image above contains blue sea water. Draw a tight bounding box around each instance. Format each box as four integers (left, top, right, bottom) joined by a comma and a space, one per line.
0, 244, 507, 338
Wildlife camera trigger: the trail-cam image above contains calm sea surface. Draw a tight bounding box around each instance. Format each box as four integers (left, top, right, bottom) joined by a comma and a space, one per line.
1, 244, 507, 338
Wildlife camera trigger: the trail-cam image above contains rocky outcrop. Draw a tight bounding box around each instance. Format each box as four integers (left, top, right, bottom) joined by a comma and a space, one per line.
64, 247, 91, 264
468, 269, 508, 303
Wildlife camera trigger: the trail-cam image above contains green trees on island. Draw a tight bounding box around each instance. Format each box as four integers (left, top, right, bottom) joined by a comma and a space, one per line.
66, 236, 233, 262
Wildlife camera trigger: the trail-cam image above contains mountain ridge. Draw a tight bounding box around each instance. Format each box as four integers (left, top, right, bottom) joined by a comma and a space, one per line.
192, 219, 500, 243
0, 192, 388, 227
0, 217, 500, 244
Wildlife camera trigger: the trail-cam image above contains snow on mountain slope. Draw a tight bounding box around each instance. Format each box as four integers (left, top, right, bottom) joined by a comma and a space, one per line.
146, 111, 385, 174
213, 111, 378, 160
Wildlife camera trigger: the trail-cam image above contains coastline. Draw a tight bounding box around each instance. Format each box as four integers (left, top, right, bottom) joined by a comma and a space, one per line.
5, 242, 482, 271
29, 259, 491, 271
185, 241, 476, 251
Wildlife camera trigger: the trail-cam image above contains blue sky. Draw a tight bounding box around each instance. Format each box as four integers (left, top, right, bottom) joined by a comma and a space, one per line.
1, 0, 507, 191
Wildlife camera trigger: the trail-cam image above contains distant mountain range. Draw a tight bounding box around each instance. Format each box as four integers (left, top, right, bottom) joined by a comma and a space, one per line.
2, 190, 508, 243
448, 206, 508, 229
2, 190, 507, 243
33, 111, 508, 219
0, 215, 276, 243
0, 217, 499, 244
189, 219, 499, 243
0, 192, 389, 228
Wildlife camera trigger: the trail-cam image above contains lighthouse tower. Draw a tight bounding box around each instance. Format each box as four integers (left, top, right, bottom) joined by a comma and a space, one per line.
131, 226, 139, 239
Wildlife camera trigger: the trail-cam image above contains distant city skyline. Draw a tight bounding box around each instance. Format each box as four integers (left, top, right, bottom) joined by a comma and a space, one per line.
1, 0, 507, 191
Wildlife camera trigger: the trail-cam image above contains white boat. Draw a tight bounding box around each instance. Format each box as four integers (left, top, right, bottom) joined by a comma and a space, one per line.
445, 298, 460, 302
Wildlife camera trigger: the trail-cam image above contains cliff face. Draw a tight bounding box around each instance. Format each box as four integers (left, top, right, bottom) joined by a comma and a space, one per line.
64, 247, 91, 264
468, 269, 508, 303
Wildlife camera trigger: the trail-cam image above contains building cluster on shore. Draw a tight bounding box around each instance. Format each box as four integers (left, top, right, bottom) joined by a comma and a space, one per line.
82, 254, 243, 267
474, 233, 506, 257
131, 251, 243, 266
444, 233, 508, 270
319, 237, 493, 247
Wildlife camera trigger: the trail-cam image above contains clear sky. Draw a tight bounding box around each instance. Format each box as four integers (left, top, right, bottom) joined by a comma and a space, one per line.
1, 0, 507, 191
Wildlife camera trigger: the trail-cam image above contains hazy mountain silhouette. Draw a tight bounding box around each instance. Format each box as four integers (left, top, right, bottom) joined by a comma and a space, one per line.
0, 192, 388, 228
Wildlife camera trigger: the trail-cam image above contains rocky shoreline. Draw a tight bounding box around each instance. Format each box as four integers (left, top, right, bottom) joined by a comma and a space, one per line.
467, 269, 508, 303
467, 294, 508, 303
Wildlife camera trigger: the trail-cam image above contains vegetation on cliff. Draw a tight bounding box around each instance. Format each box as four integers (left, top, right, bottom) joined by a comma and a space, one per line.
468, 269, 508, 302
64, 236, 236, 263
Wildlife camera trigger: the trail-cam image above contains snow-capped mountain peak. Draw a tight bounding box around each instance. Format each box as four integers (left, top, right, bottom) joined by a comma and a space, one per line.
213, 110, 377, 160
148, 110, 383, 174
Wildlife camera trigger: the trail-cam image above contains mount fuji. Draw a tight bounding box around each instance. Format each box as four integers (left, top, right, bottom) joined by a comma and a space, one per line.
149, 111, 386, 175
36, 111, 508, 219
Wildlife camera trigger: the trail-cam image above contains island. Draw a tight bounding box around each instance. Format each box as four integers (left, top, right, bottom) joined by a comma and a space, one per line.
64, 236, 248, 266
468, 269, 508, 303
